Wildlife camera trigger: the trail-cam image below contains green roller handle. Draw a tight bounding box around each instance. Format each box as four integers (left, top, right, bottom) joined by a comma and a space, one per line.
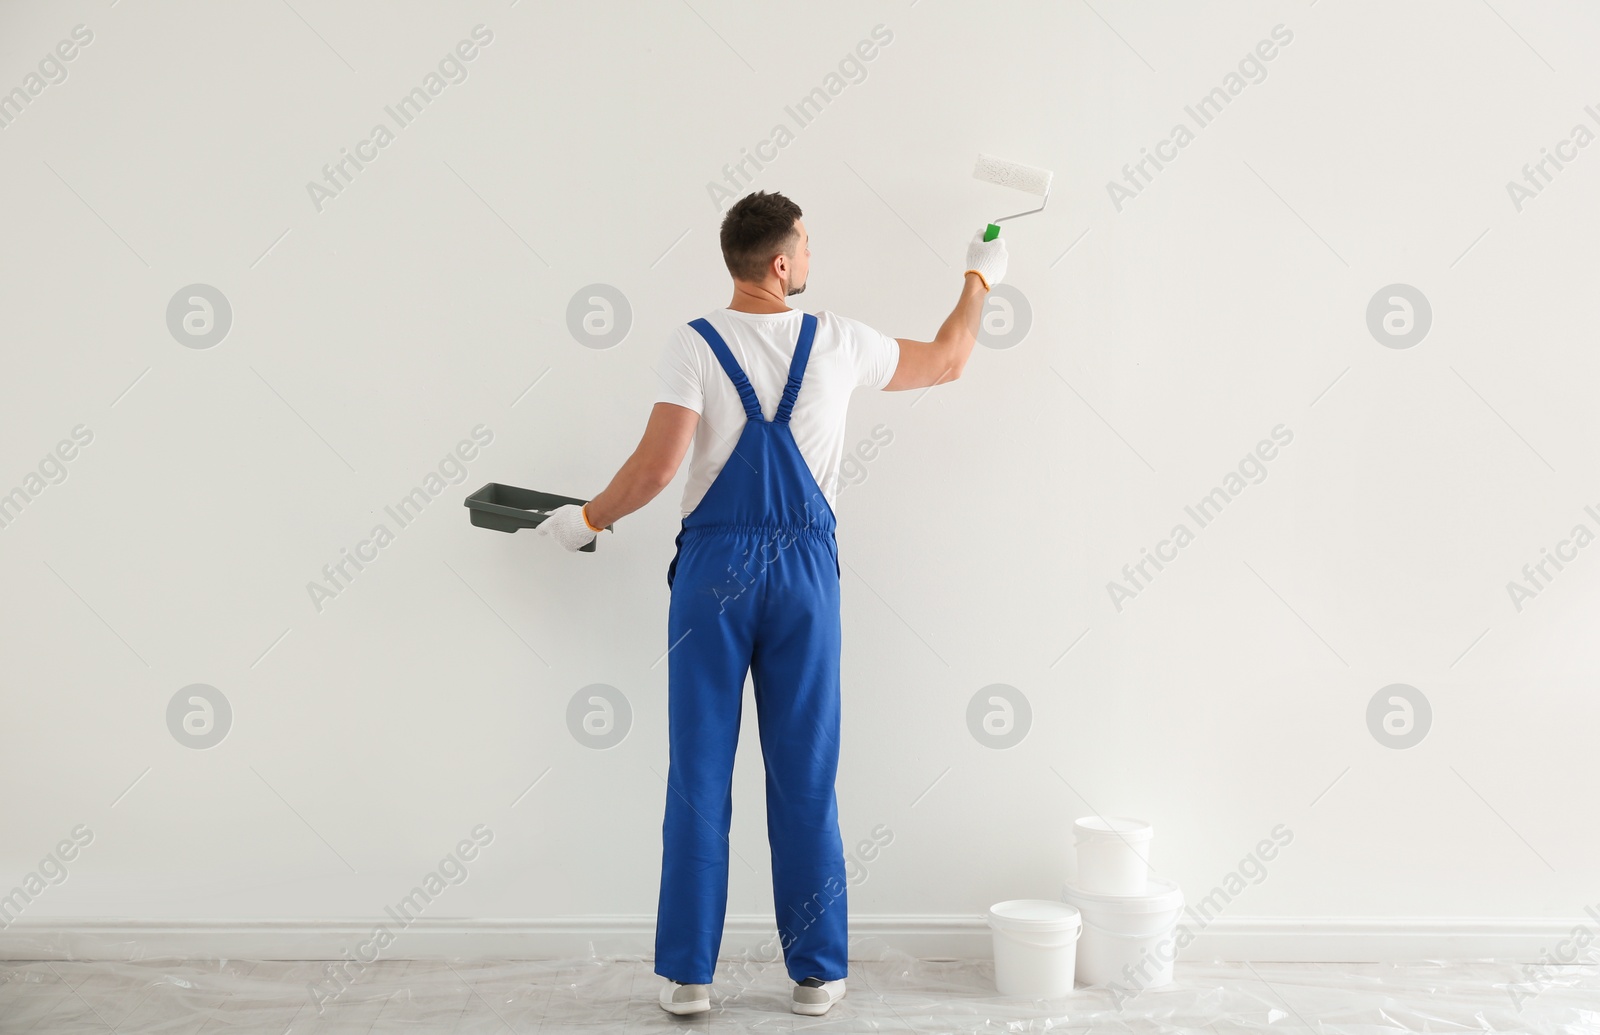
984, 223, 1001, 242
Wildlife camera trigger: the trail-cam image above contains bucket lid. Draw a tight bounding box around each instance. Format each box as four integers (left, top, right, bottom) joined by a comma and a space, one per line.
987, 899, 1082, 933
1073, 815, 1152, 842
1061, 875, 1184, 914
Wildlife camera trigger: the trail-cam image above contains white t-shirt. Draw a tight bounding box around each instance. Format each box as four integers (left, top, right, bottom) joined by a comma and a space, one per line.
653, 308, 900, 518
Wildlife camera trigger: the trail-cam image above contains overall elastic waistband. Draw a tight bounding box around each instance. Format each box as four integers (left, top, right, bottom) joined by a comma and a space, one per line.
681, 522, 834, 538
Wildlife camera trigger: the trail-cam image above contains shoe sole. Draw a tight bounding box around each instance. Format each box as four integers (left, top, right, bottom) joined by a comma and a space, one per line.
661, 1000, 710, 1015
792, 992, 844, 1016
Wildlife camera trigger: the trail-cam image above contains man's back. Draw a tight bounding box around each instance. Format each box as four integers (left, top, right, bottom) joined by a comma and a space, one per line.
653, 307, 899, 517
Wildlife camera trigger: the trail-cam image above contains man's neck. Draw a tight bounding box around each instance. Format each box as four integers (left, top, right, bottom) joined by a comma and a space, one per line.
727, 280, 792, 314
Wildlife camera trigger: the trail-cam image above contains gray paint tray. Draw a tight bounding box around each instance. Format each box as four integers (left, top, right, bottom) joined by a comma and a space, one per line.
464, 482, 608, 552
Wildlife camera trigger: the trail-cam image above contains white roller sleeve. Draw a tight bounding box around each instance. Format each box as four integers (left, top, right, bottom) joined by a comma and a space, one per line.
973, 154, 1053, 197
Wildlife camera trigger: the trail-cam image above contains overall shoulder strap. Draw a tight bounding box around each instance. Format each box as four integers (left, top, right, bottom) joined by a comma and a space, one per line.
688, 318, 763, 421
774, 313, 818, 425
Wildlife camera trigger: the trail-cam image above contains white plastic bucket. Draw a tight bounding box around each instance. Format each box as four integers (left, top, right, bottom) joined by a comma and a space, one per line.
1060, 877, 1185, 990
986, 899, 1082, 998
1072, 816, 1153, 896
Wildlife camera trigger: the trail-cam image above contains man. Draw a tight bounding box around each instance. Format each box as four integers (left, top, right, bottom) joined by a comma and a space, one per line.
536, 190, 1006, 1016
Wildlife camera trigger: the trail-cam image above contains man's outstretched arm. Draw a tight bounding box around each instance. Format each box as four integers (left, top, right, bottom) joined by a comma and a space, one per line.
882, 233, 1007, 392
583, 402, 699, 530
884, 271, 989, 391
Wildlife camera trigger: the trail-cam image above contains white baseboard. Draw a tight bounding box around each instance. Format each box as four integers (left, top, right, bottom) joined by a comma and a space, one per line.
0, 914, 1588, 963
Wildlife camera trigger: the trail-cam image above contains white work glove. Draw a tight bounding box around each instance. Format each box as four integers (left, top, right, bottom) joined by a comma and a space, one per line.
537, 503, 600, 552
964, 230, 1007, 290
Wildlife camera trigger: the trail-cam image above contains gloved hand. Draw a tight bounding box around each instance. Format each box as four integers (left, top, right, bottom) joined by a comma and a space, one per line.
965, 230, 1007, 290
537, 503, 601, 552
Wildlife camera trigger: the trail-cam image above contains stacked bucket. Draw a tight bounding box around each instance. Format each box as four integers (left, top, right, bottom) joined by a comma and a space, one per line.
986, 816, 1185, 998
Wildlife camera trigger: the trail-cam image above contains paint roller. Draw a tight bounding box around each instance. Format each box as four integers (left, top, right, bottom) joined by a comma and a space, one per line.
972, 154, 1053, 241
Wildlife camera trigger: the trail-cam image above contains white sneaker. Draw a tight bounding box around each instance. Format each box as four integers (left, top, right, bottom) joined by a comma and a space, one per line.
659, 979, 711, 1015
792, 977, 846, 1015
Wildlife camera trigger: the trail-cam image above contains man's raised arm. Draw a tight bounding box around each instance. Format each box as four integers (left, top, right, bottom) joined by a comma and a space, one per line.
883, 233, 1007, 392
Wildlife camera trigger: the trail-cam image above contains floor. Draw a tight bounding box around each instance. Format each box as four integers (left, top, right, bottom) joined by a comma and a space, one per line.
0, 948, 1595, 1033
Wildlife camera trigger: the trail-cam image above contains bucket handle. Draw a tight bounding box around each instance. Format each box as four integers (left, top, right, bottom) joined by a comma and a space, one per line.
994, 926, 1081, 950
1076, 913, 1181, 940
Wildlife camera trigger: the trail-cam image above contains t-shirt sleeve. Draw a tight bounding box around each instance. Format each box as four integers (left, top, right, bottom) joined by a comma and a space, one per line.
652, 326, 704, 414
828, 312, 900, 390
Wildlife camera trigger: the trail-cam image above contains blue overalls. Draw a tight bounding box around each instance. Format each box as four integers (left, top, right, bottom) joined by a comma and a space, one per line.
654, 312, 848, 987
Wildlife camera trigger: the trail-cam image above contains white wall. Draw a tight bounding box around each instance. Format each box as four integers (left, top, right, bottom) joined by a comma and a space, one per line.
2, 0, 1597, 962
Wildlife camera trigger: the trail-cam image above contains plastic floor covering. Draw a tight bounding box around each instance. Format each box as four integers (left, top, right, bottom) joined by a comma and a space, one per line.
2, 945, 1596, 1033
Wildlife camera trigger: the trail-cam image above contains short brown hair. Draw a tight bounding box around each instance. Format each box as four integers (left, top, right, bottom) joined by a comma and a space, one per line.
720, 191, 802, 282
